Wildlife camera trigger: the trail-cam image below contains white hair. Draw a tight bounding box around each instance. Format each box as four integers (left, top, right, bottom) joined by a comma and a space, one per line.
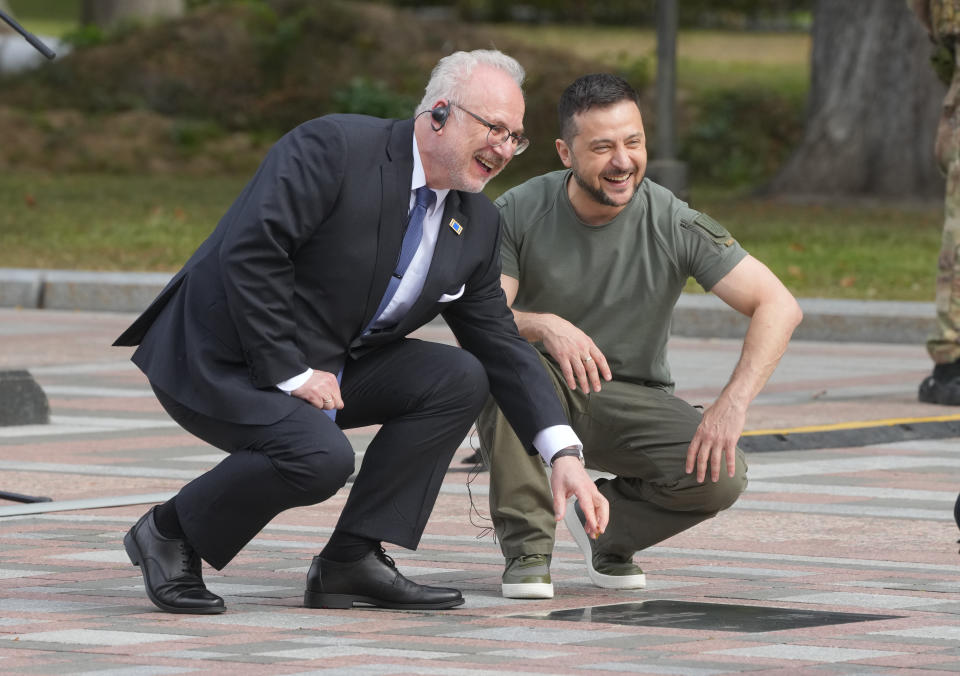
415, 49, 525, 116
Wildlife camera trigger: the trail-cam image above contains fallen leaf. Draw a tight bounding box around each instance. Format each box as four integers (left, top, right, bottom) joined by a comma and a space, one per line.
839, 275, 856, 287
24, 194, 36, 207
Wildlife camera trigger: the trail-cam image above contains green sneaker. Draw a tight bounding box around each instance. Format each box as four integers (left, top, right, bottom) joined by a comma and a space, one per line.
501, 554, 553, 599
563, 499, 645, 589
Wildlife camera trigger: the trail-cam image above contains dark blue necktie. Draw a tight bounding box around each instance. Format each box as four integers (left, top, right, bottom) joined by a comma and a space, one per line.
368, 185, 436, 327
327, 187, 434, 422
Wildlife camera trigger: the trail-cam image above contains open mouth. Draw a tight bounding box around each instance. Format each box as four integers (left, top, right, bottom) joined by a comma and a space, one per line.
602, 172, 632, 187
475, 154, 499, 175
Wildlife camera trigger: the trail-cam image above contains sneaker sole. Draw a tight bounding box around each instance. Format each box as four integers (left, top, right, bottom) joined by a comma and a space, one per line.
562, 504, 646, 590
501, 581, 554, 599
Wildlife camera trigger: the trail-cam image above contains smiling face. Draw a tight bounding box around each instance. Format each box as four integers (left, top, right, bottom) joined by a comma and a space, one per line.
431, 65, 526, 193
556, 99, 647, 224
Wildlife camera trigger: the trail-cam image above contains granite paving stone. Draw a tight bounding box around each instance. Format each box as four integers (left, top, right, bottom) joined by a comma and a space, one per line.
0, 307, 957, 674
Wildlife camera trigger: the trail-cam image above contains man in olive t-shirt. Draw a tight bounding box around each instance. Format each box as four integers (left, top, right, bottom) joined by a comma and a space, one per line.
478, 74, 803, 599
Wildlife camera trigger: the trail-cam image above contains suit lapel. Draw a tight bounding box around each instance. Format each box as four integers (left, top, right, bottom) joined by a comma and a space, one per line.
357, 119, 415, 332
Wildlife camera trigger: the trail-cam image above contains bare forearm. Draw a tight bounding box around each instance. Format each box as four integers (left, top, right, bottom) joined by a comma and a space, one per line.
689, 256, 802, 481
511, 307, 552, 343
717, 299, 802, 408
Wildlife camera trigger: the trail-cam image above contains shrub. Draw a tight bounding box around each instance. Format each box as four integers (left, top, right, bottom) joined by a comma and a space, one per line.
681, 87, 804, 187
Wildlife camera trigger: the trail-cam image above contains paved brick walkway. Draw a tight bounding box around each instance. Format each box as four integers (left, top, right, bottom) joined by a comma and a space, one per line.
0, 308, 958, 675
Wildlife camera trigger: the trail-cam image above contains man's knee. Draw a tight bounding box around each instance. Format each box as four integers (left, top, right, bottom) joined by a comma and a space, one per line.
699, 454, 748, 512
434, 348, 489, 415
274, 436, 356, 506
640, 451, 747, 514
702, 470, 746, 512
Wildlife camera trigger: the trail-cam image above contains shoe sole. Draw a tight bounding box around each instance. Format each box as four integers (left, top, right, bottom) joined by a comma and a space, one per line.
501, 581, 554, 599
124, 530, 226, 615
303, 590, 465, 610
919, 384, 960, 405
562, 505, 646, 590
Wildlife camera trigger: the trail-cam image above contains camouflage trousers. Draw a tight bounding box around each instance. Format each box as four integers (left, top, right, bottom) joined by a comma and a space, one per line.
930, 48, 960, 364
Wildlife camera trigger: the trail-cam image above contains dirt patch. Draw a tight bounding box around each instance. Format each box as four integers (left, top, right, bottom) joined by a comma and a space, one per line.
0, 105, 269, 174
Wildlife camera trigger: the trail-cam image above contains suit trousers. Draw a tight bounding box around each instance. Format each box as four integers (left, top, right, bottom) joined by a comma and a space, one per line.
476, 351, 747, 560
154, 338, 489, 570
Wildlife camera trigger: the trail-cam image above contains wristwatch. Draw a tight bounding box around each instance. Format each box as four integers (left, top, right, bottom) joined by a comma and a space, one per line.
550, 447, 584, 467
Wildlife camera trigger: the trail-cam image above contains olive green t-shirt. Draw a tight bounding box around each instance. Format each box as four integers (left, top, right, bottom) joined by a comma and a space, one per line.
495, 170, 747, 390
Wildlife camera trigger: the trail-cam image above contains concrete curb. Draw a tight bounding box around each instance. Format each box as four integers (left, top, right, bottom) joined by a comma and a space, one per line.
0, 267, 937, 344
0, 268, 172, 314
671, 293, 936, 344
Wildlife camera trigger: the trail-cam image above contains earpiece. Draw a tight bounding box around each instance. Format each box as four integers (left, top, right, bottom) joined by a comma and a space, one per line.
430, 103, 449, 131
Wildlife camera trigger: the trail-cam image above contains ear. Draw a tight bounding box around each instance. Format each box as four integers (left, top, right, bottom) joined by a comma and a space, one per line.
555, 138, 572, 168
430, 100, 450, 131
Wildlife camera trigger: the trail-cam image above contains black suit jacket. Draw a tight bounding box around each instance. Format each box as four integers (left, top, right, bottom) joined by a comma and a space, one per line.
115, 114, 565, 452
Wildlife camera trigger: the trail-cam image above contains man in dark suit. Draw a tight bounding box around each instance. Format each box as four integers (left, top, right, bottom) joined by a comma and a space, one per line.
115, 49, 608, 614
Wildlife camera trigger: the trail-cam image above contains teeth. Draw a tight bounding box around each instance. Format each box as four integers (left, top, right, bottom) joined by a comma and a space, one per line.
605, 174, 630, 182
476, 156, 495, 170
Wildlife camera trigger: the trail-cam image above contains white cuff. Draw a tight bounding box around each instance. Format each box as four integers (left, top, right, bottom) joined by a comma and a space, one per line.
276, 368, 313, 394
533, 425, 582, 465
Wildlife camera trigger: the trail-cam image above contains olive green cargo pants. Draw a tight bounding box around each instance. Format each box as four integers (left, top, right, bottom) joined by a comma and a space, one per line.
477, 352, 747, 560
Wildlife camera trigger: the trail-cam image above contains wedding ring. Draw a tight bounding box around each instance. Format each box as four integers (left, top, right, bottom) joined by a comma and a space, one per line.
323, 398, 333, 404
582, 355, 593, 362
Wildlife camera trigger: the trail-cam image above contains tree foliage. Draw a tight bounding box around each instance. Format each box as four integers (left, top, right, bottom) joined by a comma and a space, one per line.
385, 0, 811, 27
81, 0, 185, 29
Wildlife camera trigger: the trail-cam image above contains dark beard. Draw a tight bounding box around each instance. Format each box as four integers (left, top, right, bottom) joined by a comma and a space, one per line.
571, 168, 640, 207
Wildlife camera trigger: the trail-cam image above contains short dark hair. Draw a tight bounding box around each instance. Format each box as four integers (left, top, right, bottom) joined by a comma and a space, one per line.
558, 73, 642, 143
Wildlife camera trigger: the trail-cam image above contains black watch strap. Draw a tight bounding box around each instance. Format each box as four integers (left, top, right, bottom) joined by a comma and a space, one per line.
549, 447, 583, 467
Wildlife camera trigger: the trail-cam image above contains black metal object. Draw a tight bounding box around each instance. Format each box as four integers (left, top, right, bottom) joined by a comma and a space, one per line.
0, 490, 52, 504
740, 419, 960, 452
519, 600, 901, 632
0, 8, 56, 60
0, 13, 55, 506
0, 370, 52, 504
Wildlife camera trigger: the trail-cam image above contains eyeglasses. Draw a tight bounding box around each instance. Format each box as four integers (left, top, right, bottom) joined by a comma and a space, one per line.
452, 103, 530, 155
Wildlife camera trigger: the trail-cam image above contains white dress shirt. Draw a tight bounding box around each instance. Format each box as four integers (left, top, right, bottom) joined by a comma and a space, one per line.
277, 134, 581, 464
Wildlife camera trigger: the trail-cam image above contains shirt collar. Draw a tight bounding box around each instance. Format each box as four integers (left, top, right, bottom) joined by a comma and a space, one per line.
412, 134, 450, 208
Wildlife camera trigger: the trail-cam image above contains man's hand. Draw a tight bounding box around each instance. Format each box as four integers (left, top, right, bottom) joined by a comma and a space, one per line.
685, 396, 745, 482
502, 274, 610, 393
531, 313, 612, 393
291, 370, 343, 412
550, 455, 609, 538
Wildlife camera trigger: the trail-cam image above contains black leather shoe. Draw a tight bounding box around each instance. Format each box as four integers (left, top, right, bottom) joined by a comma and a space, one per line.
123, 507, 225, 614
919, 360, 960, 405
303, 547, 464, 610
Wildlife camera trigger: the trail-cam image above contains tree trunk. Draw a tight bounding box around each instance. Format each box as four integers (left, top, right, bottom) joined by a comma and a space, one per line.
766, 0, 945, 200
82, 0, 184, 29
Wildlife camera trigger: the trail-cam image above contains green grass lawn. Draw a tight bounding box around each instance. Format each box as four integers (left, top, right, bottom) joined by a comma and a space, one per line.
0, 173, 244, 271
691, 189, 942, 301
0, 18, 941, 302
0, 173, 943, 301
493, 25, 810, 96
6, 0, 79, 38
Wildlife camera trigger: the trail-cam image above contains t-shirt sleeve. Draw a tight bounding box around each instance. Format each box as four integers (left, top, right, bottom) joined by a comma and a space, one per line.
676, 208, 748, 291
494, 193, 522, 280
